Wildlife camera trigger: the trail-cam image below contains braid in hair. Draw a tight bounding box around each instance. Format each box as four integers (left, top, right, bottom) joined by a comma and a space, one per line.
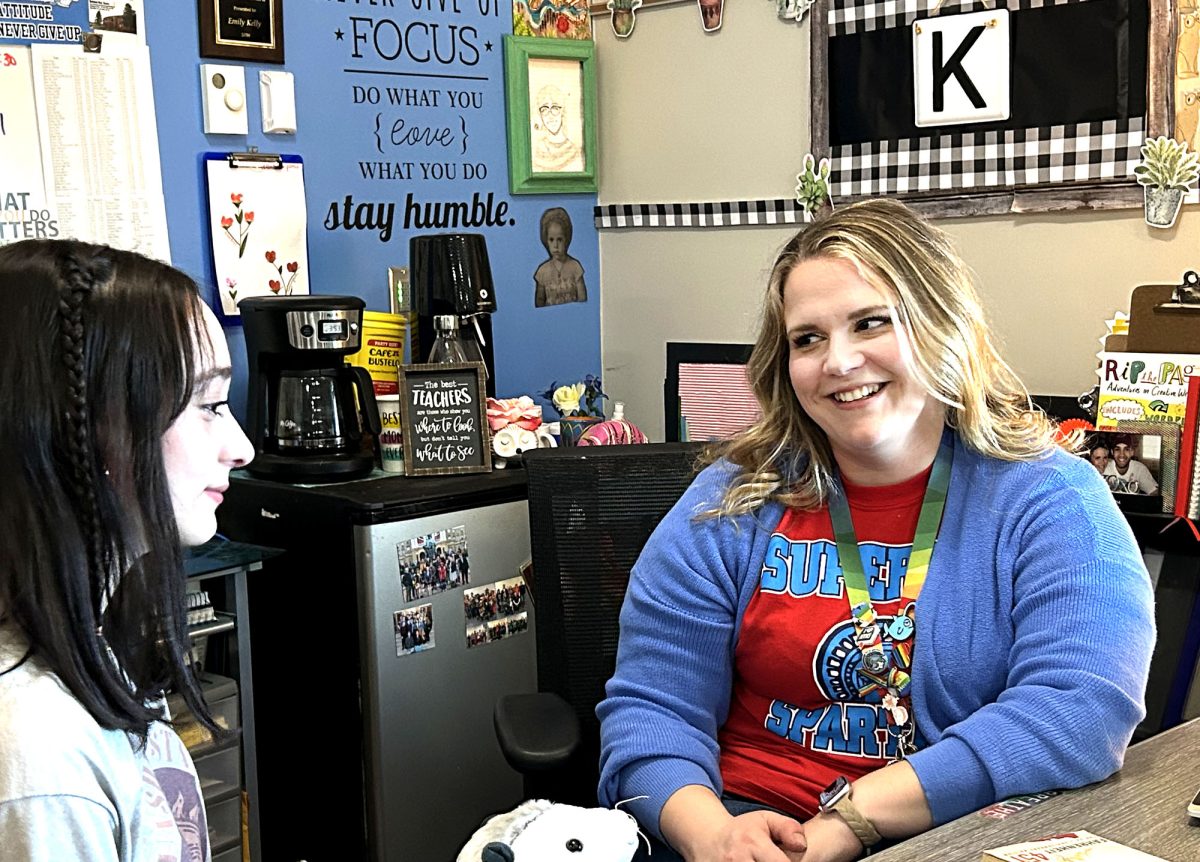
58, 251, 114, 629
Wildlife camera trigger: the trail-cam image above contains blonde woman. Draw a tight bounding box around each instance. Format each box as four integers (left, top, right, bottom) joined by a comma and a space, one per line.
598, 199, 1153, 862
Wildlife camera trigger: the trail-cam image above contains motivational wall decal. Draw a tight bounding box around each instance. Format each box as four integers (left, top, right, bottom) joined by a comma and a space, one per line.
323, 0, 520, 243
307, 3, 600, 402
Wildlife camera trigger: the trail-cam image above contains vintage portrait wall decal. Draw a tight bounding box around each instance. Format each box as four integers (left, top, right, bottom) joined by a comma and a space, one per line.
533, 207, 587, 307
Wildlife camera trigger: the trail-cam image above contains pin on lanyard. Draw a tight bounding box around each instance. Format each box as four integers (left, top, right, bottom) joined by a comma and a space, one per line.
828, 438, 954, 679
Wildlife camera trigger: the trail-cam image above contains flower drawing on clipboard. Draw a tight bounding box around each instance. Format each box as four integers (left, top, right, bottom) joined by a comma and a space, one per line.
219, 193, 254, 258
265, 250, 300, 295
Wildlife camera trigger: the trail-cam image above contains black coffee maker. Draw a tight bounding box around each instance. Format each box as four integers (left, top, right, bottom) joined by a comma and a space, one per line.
240, 295, 381, 482
410, 233, 497, 396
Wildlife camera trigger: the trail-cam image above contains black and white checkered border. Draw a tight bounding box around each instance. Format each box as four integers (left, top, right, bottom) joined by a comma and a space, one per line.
595, 199, 807, 230
829, 117, 1144, 197
828, 0, 1096, 36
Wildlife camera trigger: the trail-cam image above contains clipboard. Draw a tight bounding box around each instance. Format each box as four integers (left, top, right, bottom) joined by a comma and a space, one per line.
1126, 274, 1200, 353
204, 151, 309, 321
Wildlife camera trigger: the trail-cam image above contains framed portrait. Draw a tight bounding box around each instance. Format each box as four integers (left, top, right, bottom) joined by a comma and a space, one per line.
503, 36, 598, 194
1081, 422, 1181, 515
198, 0, 284, 65
810, 0, 1172, 217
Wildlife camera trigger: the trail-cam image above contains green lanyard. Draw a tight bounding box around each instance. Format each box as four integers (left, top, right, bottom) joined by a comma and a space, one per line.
828, 437, 953, 677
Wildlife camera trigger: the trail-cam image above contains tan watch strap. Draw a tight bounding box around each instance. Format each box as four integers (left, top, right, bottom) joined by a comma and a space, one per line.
831, 795, 883, 849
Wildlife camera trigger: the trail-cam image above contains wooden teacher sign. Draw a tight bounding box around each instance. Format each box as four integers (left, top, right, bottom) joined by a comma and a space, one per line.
198, 0, 284, 64
398, 362, 491, 476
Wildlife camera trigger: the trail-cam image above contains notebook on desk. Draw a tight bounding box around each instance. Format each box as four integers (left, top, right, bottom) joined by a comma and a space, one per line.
981, 831, 1166, 861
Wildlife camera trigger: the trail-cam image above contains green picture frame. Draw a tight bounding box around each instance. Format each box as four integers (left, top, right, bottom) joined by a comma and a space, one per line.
503, 36, 598, 195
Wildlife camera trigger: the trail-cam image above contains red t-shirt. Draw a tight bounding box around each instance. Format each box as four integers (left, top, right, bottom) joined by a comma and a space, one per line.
717, 467, 931, 818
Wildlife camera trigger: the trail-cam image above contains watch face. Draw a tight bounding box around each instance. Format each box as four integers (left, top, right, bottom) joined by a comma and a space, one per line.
819, 775, 849, 810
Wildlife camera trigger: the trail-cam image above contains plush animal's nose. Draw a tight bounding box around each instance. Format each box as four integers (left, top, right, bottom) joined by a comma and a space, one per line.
566, 839, 583, 853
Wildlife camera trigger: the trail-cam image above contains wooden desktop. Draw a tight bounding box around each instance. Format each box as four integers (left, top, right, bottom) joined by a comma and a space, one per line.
872, 718, 1200, 861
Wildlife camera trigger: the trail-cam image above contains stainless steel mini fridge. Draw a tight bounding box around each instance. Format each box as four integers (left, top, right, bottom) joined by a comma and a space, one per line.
218, 469, 535, 862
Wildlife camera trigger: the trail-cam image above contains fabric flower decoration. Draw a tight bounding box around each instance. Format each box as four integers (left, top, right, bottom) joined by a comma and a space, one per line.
541, 377, 607, 418
552, 383, 585, 416
486, 396, 543, 433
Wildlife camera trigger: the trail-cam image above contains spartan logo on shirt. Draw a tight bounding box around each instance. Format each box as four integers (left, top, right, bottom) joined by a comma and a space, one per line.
813, 612, 913, 703
762, 612, 913, 761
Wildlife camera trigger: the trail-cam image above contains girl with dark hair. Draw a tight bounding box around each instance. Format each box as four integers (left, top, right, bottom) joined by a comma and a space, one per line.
0, 239, 254, 860
598, 200, 1153, 862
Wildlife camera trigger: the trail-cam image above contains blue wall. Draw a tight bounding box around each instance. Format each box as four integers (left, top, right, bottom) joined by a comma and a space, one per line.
4, 2, 601, 417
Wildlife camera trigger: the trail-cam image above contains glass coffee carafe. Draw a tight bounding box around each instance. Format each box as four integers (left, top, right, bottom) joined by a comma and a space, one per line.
240, 295, 380, 482
274, 369, 358, 452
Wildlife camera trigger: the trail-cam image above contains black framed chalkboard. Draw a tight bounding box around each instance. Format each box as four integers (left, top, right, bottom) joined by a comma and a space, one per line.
398, 362, 491, 476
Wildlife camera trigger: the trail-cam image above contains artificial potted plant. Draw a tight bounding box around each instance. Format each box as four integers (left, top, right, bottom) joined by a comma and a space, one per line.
607, 0, 642, 38
543, 375, 607, 445
1134, 135, 1200, 229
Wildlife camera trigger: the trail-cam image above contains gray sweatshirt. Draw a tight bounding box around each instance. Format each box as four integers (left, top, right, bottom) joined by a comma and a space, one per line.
0, 624, 210, 862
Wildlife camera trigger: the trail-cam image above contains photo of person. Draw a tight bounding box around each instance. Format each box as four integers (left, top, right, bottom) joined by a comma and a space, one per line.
394, 605, 434, 657
1087, 439, 1110, 473
534, 207, 587, 308
1080, 432, 1161, 496
464, 577, 529, 648
528, 58, 585, 174
1105, 433, 1160, 495
395, 525, 470, 603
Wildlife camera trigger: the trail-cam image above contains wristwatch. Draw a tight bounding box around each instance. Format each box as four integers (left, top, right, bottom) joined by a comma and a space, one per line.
818, 776, 883, 849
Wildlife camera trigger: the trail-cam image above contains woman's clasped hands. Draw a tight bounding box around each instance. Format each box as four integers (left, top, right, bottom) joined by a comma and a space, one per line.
684, 810, 807, 862
685, 811, 865, 862
663, 786, 867, 862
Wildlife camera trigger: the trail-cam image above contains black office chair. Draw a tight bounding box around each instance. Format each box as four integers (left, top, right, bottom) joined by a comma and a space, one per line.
494, 442, 706, 806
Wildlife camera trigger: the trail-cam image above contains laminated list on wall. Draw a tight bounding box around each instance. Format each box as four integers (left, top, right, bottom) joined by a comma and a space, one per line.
0, 46, 51, 245
0, 42, 169, 260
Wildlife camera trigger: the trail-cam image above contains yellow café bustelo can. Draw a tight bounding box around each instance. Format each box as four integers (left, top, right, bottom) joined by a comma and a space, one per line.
348, 310, 407, 397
